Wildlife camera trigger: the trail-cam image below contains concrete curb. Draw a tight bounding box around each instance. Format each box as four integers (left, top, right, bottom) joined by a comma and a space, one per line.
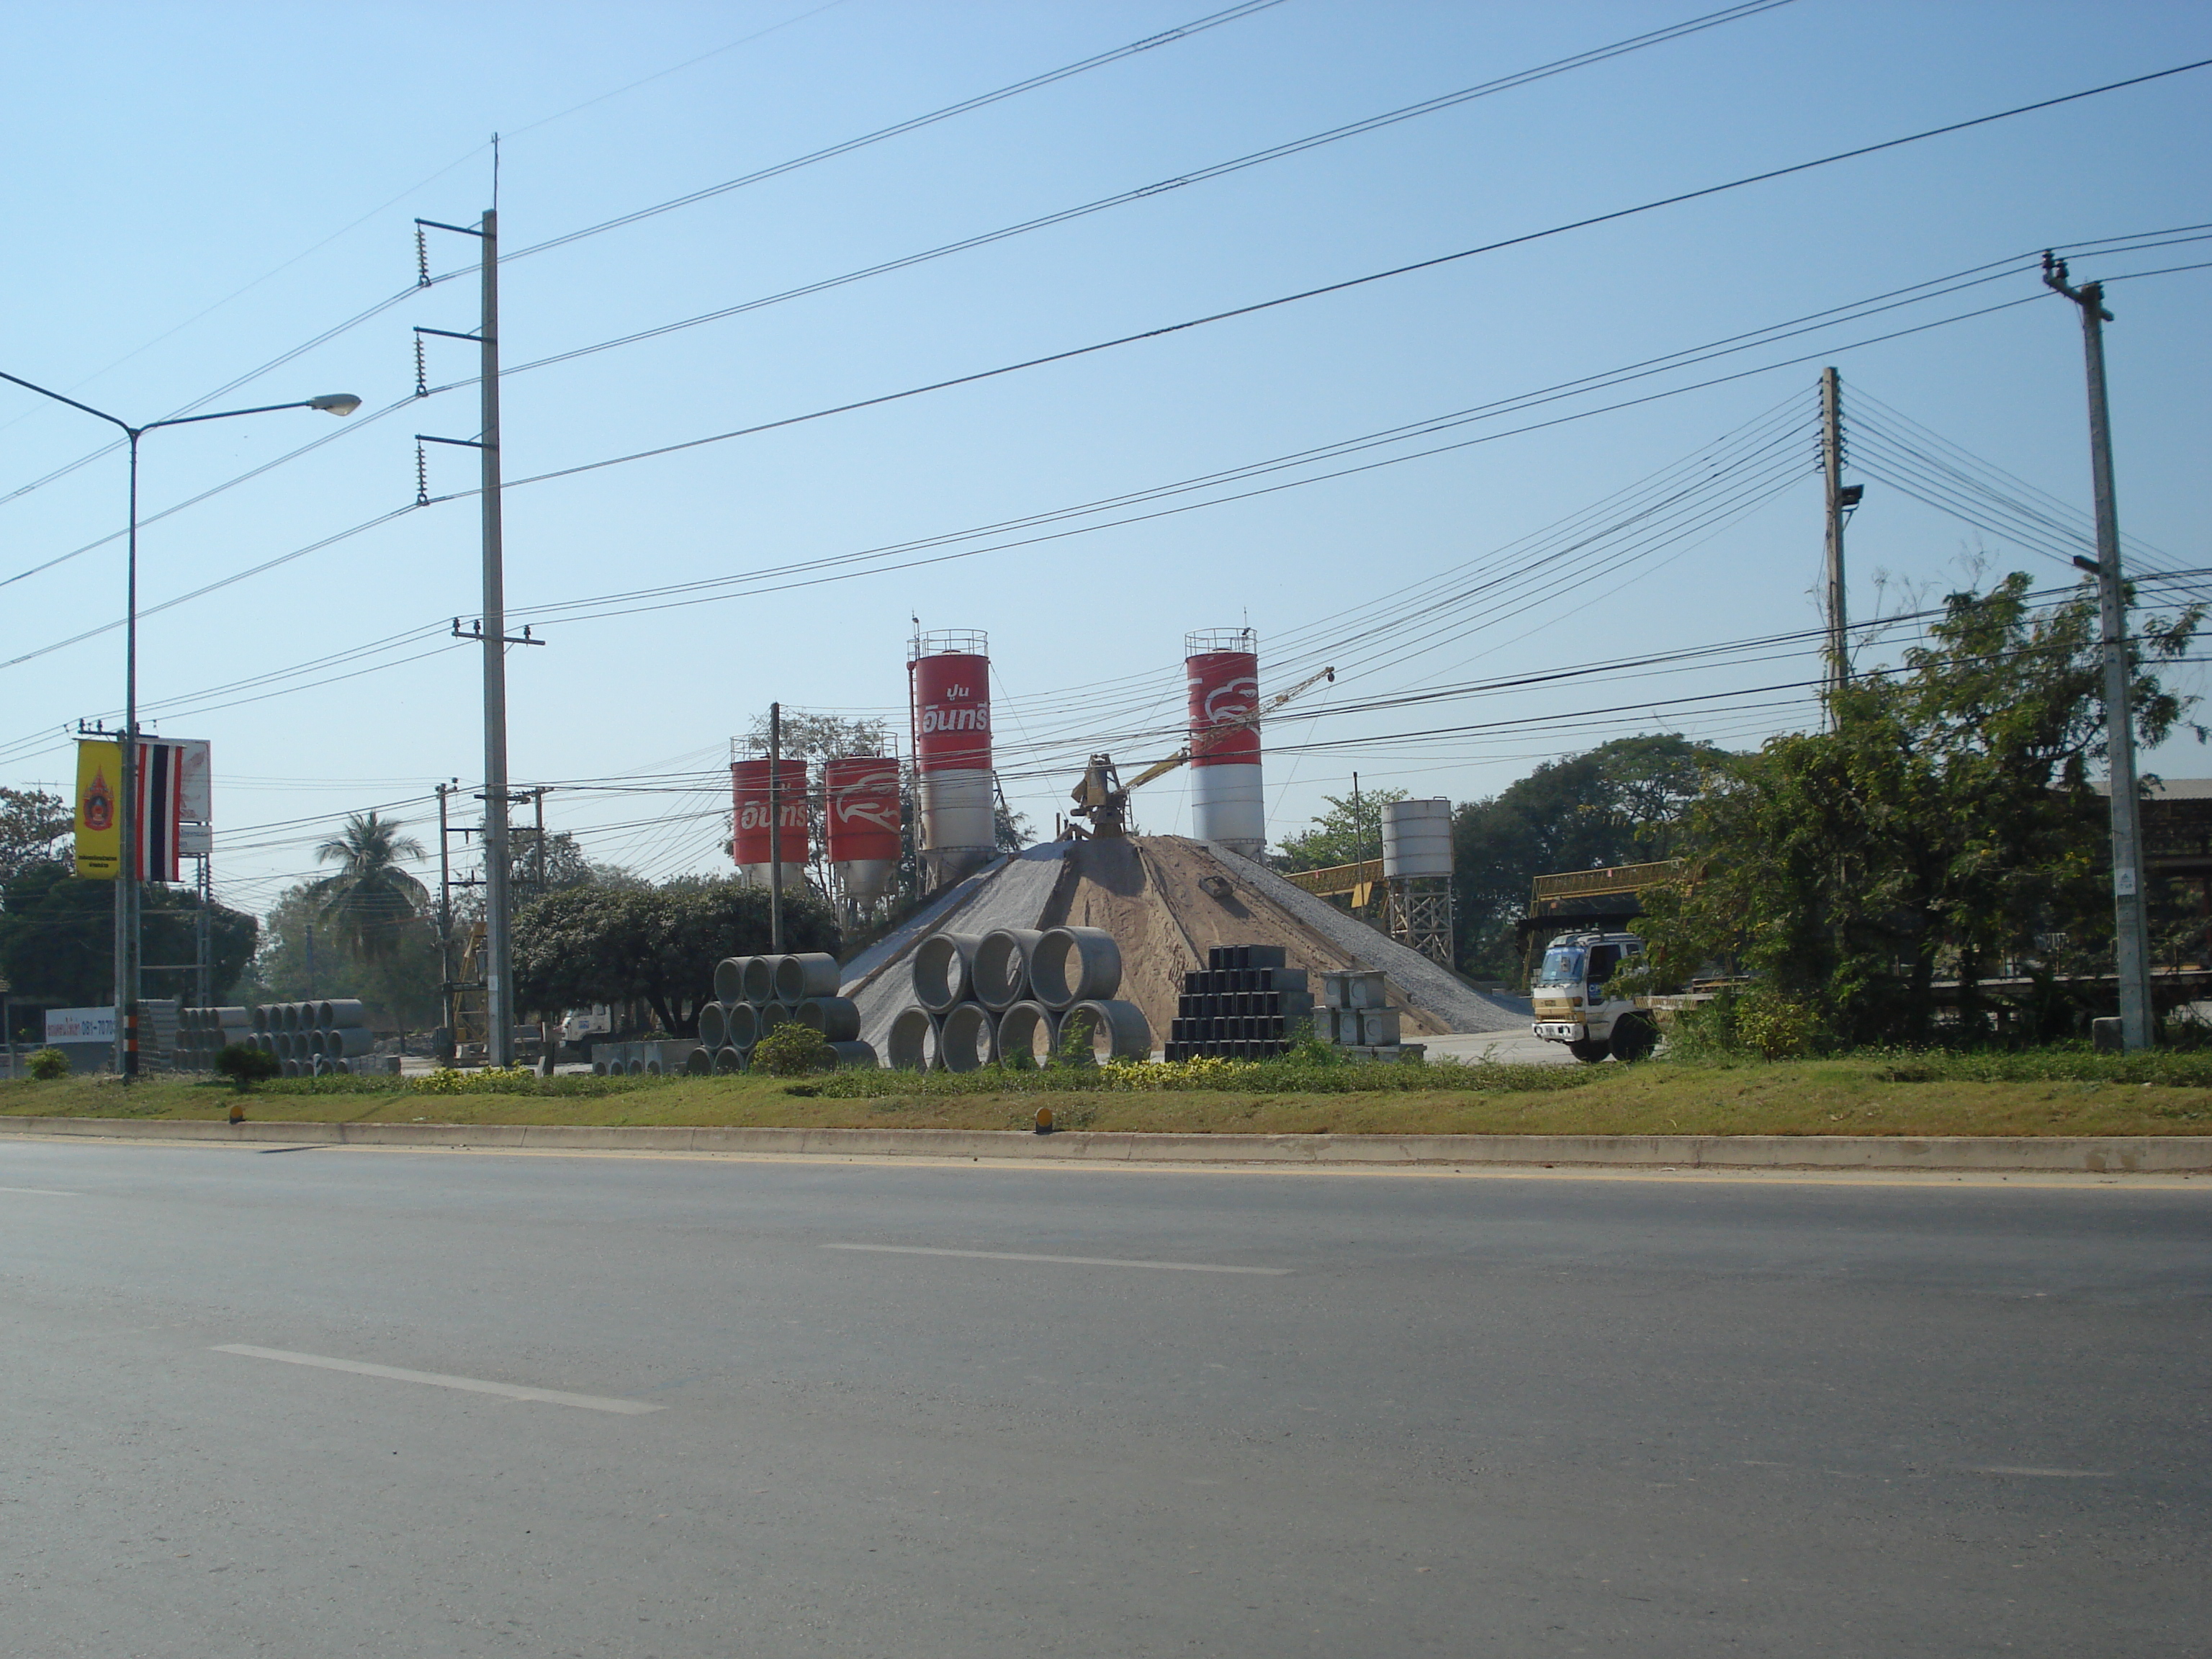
3, 1116, 2210, 1173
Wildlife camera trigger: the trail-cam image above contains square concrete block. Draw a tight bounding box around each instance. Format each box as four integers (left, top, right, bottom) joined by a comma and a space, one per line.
1358, 1008, 1401, 1046
1321, 970, 1387, 1010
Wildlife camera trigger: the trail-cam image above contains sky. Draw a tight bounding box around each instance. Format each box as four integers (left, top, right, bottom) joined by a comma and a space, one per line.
1, 0, 2207, 921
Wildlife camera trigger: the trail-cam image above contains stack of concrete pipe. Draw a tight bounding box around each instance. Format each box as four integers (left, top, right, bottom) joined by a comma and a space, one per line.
886, 925, 1151, 1071
665, 951, 877, 1076
247, 999, 390, 1076
174, 1005, 251, 1069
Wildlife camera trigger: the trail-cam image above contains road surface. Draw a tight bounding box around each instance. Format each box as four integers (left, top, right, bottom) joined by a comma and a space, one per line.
3, 1137, 2206, 1655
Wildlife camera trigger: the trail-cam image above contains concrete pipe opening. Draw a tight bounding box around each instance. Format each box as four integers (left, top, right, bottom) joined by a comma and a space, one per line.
1057, 999, 1152, 1064
699, 1002, 728, 1048
886, 1007, 940, 1071
973, 928, 1043, 1011
938, 1002, 997, 1072
725, 1002, 759, 1048
714, 1046, 747, 1074
626, 1058, 647, 1076
280, 1058, 302, 1079
644, 1058, 665, 1076
251, 1006, 269, 1033
742, 956, 782, 1005
828, 1040, 878, 1070
911, 932, 981, 1013
775, 952, 841, 1004
796, 997, 861, 1042
685, 1046, 714, 1076
995, 1000, 1059, 1068
757, 1002, 791, 1036
308, 1000, 331, 1028
714, 956, 750, 1004
591, 1058, 608, 1076
1029, 927, 1123, 1010
307, 1031, 328, 1058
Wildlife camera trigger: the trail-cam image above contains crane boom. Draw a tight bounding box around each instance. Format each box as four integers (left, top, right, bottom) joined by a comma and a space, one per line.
1067, 666, 1336, 839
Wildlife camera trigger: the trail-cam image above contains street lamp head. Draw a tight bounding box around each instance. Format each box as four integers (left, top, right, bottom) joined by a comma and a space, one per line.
308, 393, 363, 416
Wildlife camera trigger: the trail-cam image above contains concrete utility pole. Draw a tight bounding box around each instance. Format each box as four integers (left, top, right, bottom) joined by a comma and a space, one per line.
2043, 252, 2152, 1052
476, 207, 516, 1069
768, 703, 786, 953
1820, 367, 1851, 714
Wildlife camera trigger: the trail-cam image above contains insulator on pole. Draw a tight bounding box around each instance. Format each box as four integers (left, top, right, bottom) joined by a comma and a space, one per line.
414, 336, 428, 399
415, 441, 429, 506
416, 225, 431, 288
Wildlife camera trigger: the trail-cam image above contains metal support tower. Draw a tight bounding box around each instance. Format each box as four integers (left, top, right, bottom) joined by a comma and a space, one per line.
1386, 876, 1456, 968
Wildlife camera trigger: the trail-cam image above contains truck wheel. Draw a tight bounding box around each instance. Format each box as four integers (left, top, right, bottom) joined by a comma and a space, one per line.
1609, 1015, 1658, 1063
1566, 1039, 1610, 1064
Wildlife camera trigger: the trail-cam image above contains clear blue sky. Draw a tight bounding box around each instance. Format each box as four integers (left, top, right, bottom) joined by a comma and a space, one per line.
2, 0, 2207, 915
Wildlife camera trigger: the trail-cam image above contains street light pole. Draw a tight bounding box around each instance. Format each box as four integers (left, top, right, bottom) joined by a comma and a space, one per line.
0, 372, 359, 1077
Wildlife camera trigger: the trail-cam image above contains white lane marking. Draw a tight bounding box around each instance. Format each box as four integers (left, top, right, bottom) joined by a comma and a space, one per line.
212, 1345, 663, 1414
822, 1242, 1290, 1274
1966, 1465, 2115, 1478
0, 1185, 79, 1195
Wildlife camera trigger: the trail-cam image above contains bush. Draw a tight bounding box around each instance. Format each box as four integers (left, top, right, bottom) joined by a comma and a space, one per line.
1734, 990, 1820, 1060
214, 1043, 282, 1091
752, 1022, 835, 1076
25, 1047, 68, 1081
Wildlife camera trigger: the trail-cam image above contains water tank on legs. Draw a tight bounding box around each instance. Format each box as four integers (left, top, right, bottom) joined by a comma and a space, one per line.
1186, 628, 1264, 858
910, 629, 995, 890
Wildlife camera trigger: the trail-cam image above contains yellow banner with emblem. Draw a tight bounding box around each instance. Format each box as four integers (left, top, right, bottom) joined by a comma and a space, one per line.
74, 739, 121, 879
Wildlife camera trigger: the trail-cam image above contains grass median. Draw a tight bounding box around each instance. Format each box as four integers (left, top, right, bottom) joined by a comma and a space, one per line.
6, 1047, 2212, 1136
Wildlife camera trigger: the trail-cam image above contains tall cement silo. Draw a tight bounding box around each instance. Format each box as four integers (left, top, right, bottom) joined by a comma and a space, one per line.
1185, 628, 1265, 858
824, 755, 901, 915
909, 629, 994, 891
731, 756, 809, 891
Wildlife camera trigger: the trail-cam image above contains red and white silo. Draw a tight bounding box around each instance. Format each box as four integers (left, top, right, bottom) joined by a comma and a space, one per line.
909, 629, 995, 889
1186, 628, 1265, 858
824, 755, 902, 908
730, 757, 809, 889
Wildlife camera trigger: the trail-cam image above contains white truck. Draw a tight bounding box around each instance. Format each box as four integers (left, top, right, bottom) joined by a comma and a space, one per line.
1529, 930, 1660, 1062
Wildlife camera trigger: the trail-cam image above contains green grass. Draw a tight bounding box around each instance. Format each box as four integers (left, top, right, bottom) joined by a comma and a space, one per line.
6, 1046, 2212, 1137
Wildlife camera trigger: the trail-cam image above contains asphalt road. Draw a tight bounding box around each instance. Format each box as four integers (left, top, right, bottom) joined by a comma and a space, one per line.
2, 1141, 2206, 1658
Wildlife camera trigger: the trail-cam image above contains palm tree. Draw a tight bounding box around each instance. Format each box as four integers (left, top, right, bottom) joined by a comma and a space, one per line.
310, 811, 429, 963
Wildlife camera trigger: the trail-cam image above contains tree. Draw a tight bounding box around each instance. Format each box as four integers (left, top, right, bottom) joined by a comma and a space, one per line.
0, 860, 255, 1007
310, 811, 429, 963
1635, 574, 2202, 1045
1, 788, 73, 878
1452, 735, 1723, 978
234, 882, 444, 1028
513, 876, 840, 1037
1277, 787, 1408, 872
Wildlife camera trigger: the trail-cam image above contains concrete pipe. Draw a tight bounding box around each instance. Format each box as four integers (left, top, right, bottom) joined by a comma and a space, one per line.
796, 997, 861, 1042
973, 928, 1044, 1012
699, 1002, 728, 1048
829, 1040, 878, 1070
714, 956, 750, 1004
313, 1056, 336, 1076
1028, 927, 1123, 1010
714, 1046, 747, 1075
724, 1002, 759, 1048
685, 1046, 714, 1076
912, 932, 982, 1014
305, 1030, 326, 1058
774, 952, 841, 1004
269, 1031, 292, 1061
1056, 999, 1152, 1064
938, 1002, 998, 1072
886, 1007, 940, 1071
757, 1002, 791, 1036
281, 1058, 302, 1079
995, 1000, 1060, 1067
741, 956, 780, 1005
328, 1027, 375, 1058
252, 1005, 270, 1033
323, 999, 369, 1029
255, 1033, 274, 1055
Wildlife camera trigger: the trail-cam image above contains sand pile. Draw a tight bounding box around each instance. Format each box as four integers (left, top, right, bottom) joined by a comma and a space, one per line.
840, 835, 1520, 1057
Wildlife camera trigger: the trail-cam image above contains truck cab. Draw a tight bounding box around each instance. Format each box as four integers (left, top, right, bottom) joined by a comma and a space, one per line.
1530, 931, 1658, 1062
